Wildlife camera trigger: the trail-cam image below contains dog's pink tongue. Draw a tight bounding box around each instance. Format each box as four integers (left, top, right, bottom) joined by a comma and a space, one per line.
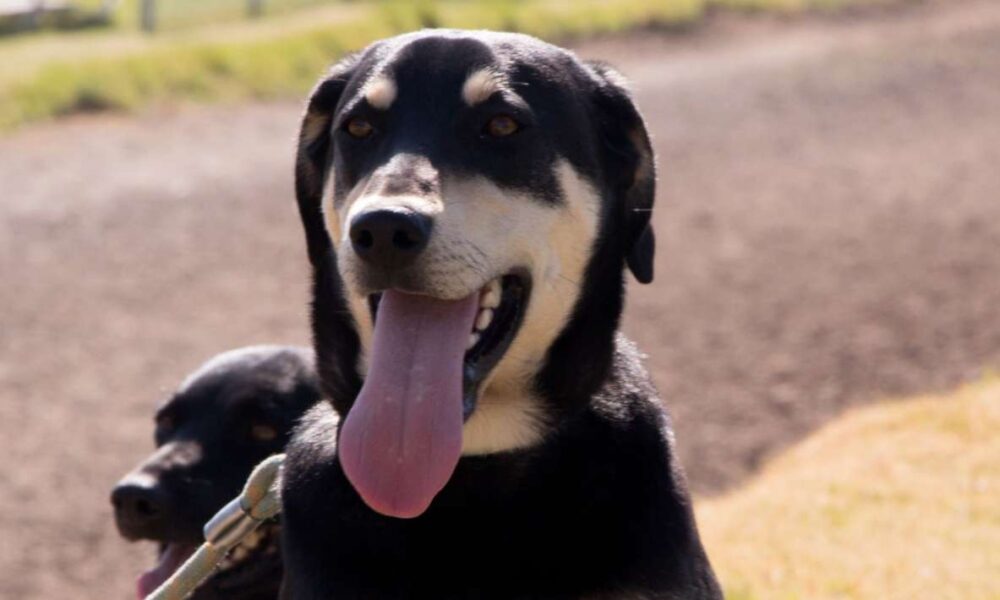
339, 289, 478, 519
137, 543, 196, 599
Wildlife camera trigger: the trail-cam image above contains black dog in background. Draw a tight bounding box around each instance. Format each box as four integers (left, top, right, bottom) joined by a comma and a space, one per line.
112, 346, 320, 600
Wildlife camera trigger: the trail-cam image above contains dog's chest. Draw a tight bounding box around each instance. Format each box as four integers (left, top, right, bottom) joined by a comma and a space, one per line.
281, 406, 688, 599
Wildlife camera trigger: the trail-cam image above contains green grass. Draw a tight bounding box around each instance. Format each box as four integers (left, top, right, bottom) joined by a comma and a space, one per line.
0, 0, 902, 130
697, 376, 1000, 600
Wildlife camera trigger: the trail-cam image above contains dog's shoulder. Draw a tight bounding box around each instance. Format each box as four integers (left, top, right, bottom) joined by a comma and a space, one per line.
284, 402, 340, 479
517, 334, 722, 599
589, 334, 664, 424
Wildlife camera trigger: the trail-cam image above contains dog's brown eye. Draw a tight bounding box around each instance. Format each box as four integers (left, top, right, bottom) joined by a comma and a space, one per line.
485, 115, 519, 138
345, 117, 374, 139
250, 424, 278, 442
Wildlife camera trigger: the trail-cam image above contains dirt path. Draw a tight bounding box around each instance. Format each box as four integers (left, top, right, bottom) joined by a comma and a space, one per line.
2, 0, 1000, 596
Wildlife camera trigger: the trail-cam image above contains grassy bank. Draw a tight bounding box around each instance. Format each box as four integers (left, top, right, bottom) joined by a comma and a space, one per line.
0, 0, 900, 130
698, 376, 1000, 599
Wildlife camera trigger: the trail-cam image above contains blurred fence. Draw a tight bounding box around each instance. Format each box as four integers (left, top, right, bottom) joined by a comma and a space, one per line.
0, 0, 116, 33
0, 0, 348, 35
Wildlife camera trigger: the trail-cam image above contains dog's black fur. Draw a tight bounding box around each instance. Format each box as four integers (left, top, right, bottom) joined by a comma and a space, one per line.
282, 30, 721, 599
112, 346, 320, 599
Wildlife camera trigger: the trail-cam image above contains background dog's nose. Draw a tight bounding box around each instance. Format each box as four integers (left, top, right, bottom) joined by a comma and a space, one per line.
111, 479, 168, 537
350, 210, 431, 268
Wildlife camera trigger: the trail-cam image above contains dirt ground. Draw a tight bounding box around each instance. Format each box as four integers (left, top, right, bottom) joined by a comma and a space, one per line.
2, 0, 1000, 597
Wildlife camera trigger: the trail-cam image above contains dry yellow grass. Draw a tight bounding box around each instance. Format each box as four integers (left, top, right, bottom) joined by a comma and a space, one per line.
697, 377, 1000, 600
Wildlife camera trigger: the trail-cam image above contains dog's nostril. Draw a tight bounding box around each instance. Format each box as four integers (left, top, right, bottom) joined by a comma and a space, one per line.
134, 498, 159, 518
354, 229, 375, 249
392, 229, 419, 250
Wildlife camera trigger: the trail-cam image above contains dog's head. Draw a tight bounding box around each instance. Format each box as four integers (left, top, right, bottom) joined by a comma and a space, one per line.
295, 30, 655, 518
111, 346, 320, 599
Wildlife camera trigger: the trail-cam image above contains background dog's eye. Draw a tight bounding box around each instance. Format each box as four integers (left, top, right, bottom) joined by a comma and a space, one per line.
250, 423, 278, 442
485, 115, 519, 138
345, 117, 374, 139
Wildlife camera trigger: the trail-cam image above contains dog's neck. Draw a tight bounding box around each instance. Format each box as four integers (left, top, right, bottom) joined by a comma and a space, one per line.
460, 389, 547, 455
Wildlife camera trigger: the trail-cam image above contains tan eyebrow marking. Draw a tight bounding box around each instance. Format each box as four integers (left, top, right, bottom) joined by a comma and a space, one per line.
363, 75, 397, 109
462, 68, 506, 106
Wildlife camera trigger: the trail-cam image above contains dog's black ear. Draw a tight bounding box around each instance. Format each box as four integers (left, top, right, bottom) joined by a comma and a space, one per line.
295, 55, 360, 266
587, 61, 656, 284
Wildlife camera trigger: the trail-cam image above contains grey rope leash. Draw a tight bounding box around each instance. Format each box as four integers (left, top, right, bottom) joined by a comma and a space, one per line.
144, 454, 285, 600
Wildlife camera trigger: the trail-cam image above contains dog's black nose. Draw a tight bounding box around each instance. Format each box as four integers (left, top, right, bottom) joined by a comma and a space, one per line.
111, 479, 168, 538
350, 210, 431, 268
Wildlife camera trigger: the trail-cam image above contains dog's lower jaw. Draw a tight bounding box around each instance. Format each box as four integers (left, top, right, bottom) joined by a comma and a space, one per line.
460, 390, 546, 455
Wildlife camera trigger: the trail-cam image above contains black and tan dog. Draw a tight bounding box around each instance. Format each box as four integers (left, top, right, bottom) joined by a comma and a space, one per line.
112, 346, 320, 599
282, 30, 721, 599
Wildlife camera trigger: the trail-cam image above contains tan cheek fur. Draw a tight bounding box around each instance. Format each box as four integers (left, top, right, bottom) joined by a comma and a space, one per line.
321, 173, 342, 244
324, 171, 374, 256
438, 162, 599, 454
448, 161, 598, 388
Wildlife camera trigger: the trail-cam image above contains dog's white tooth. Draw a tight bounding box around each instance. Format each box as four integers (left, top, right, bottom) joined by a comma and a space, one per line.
475, 308, 493, 331
468, 333, 480, 349
481, 280, 501, 309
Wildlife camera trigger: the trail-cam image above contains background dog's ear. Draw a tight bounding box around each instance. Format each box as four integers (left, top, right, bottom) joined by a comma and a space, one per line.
587, 61, 656, 284
295, 55, 359, 266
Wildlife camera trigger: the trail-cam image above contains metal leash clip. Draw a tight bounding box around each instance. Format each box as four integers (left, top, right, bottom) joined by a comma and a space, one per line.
203, 496, 259, 549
